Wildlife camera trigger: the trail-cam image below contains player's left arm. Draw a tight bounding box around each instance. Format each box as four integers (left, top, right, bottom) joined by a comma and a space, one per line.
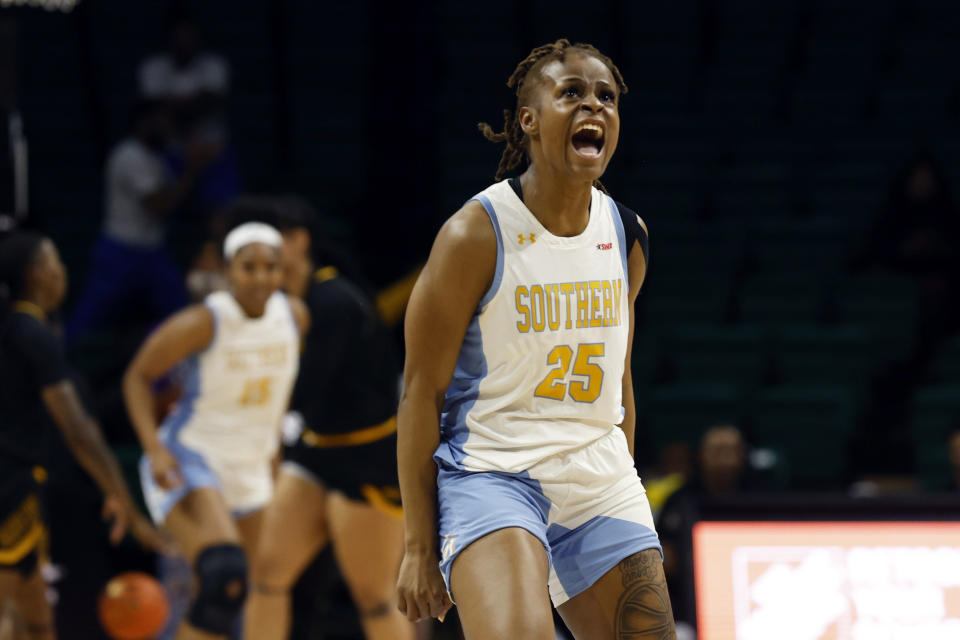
620, 215, 648, 458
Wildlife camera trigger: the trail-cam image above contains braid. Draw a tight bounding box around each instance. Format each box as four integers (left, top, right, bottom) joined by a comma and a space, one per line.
477, 39, 628, 192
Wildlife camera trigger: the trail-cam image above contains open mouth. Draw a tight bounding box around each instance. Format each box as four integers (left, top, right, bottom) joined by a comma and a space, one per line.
571, 123, 605, 158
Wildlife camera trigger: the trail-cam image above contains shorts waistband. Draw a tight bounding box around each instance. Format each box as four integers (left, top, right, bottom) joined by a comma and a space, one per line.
301, 416, 397, 448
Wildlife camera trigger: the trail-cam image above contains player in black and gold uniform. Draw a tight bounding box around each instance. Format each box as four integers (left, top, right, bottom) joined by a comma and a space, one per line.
241, 200, 413, 640
0, 232, 161, 639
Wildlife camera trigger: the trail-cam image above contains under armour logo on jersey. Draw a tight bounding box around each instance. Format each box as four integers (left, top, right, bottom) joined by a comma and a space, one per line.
596, 242, 613, 251
518, 233, 536, 244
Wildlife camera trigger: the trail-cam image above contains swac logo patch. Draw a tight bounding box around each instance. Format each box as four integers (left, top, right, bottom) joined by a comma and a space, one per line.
596, 242, 613, 251
518, 233, 536, 244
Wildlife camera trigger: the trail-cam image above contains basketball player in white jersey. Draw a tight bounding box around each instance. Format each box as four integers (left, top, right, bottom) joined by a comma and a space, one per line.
396, 40, 676, 638
123, 222, 309, 640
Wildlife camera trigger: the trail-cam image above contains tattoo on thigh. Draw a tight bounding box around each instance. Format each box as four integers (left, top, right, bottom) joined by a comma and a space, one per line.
614, 550, 676, 639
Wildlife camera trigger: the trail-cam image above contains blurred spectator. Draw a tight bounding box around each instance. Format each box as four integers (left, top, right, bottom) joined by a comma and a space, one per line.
139, 17, 239, 215
855, 152, 958, 273
66, 99, 218, 341
643, 442, 694, 519
853, 151, 960, 359
849, 153, 960, 478
657, 424, 750, 629
139, 18, 229, 123
949, 428, 960, 491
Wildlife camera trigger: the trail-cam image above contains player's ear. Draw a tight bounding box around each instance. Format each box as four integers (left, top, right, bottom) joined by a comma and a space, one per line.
518, 106, 538, 139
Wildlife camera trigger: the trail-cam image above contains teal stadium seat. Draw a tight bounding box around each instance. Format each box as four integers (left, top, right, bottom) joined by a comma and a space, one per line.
642, 383, 743, 455
739, 275, 827, 325
834, 275, 917, 342
910, 385, 960, 491
661, 325, 769, 388
642, 275, 734, 327
771, 325, 876, 387
751, 384, 857, 488
931, 335, 960, 383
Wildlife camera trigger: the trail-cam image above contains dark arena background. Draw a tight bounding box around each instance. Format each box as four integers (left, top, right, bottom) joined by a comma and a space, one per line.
2, 1, 960, 639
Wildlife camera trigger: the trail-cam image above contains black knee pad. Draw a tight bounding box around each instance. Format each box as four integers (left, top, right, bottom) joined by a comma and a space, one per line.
187, 543, 248, 634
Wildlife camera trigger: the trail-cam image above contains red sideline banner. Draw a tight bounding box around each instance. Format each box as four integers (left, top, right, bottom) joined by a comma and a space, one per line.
693, 521, 960, 640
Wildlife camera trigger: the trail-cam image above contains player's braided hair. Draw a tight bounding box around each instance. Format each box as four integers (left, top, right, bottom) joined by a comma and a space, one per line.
478, 39, 628, 193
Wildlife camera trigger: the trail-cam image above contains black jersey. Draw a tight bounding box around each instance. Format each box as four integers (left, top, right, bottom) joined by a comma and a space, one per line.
292, 268, 400, 434
0, 308, 67, 471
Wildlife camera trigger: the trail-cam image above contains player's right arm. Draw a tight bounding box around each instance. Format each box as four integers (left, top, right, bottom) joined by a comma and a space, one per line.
42, 383, 165, 550
396, 200, 496, 622
17, 321, 164, 550
122, 305, 214, 489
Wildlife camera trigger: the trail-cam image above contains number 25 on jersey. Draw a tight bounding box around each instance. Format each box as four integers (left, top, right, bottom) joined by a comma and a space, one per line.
239, 377, 273, 406
534, 343, 604, 403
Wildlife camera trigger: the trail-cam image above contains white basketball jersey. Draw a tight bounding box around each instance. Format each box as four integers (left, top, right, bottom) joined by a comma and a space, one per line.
164, 290, 300, 463
435, 180, 631, 473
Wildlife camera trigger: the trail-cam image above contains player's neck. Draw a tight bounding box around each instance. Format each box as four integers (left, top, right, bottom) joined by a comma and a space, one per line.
518, 167, 592, 237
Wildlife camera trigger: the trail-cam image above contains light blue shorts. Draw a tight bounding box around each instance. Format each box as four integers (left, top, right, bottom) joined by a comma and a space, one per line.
437, 428, 662, 606
139, 428, 272, 524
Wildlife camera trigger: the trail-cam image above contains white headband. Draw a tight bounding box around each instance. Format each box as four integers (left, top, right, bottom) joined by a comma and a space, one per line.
223, 222, 282, 259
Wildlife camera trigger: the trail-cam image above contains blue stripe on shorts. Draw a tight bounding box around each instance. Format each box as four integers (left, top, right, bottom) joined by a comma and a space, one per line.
436, 463, 662, 604
437, 465, 551, 591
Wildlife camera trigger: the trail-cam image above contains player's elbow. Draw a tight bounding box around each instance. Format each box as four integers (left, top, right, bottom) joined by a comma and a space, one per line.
61, 416, 100, 457
398, 373, 446, 416
122, 361, 151, 396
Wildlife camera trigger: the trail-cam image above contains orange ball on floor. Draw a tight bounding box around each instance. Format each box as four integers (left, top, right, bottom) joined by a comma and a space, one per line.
98, 572, 170, 640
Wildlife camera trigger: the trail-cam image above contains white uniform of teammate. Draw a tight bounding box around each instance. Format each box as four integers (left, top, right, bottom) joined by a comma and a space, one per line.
141, 290, 300, 523
435, 180, 661, 605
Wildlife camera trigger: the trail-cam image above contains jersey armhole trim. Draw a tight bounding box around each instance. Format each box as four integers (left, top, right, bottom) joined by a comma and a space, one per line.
606, 196, 630, 292
472, 194, 505, 309
201, 300, 218, 354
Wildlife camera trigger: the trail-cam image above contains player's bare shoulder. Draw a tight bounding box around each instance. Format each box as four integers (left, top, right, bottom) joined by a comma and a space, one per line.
426, 199, 498, 294
436, 199, 497, 258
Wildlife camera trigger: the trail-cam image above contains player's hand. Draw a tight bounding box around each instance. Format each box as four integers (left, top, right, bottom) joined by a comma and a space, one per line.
396, 549, 452, 622
147, 444, 183, 490
129, 514, 173, 554
101, 496, 171, 553
102, 494, 130, 545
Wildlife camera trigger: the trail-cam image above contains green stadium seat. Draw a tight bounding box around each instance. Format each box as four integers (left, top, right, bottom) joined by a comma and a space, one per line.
641, 383, 743, 455
834, 274, 917, 339
739, 275, 827, 325
661, 325, 770, 388
931, 336, 960, 383
750, 384, 857, 488
771, 325, 876, 386
910, 385, 960, 491
915, 441, 953, 492
749, 218, 852, 276
642, 275, 734, 326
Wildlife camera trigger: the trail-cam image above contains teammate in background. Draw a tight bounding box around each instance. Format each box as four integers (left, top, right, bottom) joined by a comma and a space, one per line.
123, 222, 308, 640
396, 40, 676, 638
242, 200, 413, 640
0, 232, 162, 640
